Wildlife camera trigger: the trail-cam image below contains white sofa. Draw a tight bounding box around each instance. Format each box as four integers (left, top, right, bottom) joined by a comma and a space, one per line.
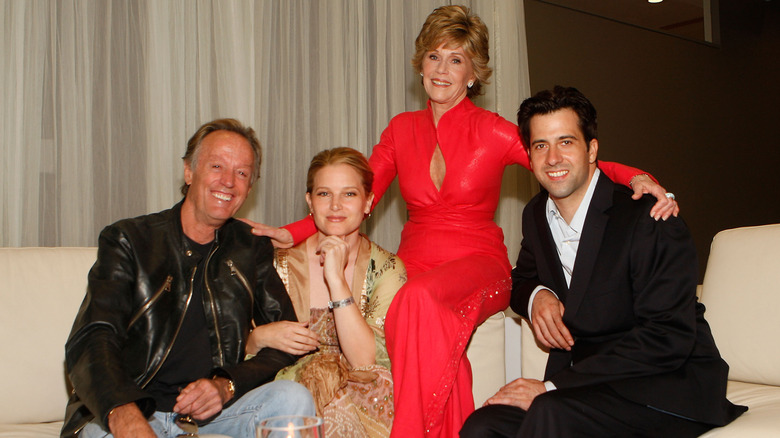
517, 223, 780, 436
0, 246, 506, 437
5, 224, 776, 437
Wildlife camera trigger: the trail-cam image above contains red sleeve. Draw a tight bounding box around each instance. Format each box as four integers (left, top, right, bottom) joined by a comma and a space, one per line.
497, 117, 530, 170
281, 215, 317, 245
598, 161, 658, 187
367, 119, 399, 211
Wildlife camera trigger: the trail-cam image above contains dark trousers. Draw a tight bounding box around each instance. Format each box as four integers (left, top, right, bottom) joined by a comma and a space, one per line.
460, 384, 714, 438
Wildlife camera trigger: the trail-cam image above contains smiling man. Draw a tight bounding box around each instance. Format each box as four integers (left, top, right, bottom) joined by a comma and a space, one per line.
460, 87, 745, 437
62, 119, 314, 438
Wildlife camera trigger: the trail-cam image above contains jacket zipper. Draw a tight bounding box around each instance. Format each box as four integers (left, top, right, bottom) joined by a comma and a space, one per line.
204, 243, 225, 366
128, 275, 173, 329
227, 259, 256, 328
138, 269, 196, 389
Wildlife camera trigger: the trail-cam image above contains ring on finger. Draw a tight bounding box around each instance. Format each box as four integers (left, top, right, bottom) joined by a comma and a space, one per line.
665, 192, 675, 200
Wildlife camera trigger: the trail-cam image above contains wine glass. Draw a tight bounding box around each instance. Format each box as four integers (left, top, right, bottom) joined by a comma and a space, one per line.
256, 415, 324, 438
175, 414, 199, 437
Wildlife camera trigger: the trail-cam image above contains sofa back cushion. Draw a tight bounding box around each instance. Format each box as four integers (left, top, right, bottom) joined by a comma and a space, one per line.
0, 247, 97, 424
467, 311, 506, 407
520, 317, 549, 381
700, 223, 780, 386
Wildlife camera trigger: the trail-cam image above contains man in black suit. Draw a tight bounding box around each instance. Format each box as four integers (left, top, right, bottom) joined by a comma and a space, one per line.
461, 86, 746, 437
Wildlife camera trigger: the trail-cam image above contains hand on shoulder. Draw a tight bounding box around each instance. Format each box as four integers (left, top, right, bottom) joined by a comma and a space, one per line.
629, 174, 679, 221
236, 218, 294, 248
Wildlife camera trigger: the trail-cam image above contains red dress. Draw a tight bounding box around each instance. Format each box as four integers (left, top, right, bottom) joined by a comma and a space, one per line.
285, 98, 645, 437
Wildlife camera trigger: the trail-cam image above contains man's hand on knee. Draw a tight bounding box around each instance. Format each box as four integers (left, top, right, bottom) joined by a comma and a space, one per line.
484, 378, 546, 411
107, 402, 156, 438
174, 378, 227, 421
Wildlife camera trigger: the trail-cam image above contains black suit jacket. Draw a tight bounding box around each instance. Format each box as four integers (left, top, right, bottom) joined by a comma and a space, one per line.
511, 172, 746, 426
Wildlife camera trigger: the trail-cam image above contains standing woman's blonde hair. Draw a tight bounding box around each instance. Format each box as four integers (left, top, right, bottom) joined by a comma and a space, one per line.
411, 5, 492, 98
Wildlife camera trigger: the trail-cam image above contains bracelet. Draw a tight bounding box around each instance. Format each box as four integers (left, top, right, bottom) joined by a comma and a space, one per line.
328, 296, 355, 309
629, 173, 649, 188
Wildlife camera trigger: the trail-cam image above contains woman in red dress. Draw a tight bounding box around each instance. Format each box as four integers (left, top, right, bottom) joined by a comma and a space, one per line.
245, 6, 678, 437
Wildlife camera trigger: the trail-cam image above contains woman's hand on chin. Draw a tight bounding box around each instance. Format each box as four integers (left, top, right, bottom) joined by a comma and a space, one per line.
236, 217, 294, 248
317, 235, 351, 286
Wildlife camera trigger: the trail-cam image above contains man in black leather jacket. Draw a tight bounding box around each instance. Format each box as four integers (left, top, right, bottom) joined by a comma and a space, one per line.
62, 119, 314, 438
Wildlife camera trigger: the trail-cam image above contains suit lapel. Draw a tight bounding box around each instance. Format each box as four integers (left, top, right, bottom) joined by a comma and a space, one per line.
563, 173, 614, 319
532, 191, 570, 300
535, 195, 575, 380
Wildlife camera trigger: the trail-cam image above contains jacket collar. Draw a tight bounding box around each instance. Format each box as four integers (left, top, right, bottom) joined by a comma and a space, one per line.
563, 172, 615, 319
170, 198, 236, 251
168, 199, 234, 259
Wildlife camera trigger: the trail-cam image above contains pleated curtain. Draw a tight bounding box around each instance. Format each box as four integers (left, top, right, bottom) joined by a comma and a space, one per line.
1, 0, 532, 259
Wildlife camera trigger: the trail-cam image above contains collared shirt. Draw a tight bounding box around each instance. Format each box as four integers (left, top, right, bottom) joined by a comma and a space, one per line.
527, 169, 601, 393
546, 167, 602, 287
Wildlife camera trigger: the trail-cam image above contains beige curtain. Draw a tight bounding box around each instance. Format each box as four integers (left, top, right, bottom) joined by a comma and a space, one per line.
1, 0, 531, 258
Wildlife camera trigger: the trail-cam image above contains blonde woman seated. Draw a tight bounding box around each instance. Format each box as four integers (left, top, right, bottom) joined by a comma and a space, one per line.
245, 147, 406, 437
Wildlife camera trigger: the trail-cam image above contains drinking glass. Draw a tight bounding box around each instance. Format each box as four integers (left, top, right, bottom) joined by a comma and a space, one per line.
256, 415, 324, 438
175, 414, 199, 437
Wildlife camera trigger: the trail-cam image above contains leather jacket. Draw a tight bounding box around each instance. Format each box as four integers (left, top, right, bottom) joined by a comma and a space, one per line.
61, 201, 297, 437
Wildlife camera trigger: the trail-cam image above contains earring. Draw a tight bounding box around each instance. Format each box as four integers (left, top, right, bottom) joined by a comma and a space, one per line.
468, 81, 474, 89
420, 72, 424, 77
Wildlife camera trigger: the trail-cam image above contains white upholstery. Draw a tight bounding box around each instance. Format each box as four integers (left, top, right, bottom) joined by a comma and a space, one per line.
0, 246, 507, 436
514, 223, 780, 436
700, 224, 780, 386
697, 224, 780, 436
0, 247, 96, 437
699, 381, 780, 437
0, 423, 63, 438
519, 316, 547, 381
467, 311, 506, 407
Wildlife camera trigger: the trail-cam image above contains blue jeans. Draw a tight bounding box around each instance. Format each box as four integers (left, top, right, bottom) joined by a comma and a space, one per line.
80, 380, 314, 438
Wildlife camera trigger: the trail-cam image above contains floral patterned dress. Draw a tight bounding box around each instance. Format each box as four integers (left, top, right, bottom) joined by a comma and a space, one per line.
274, 235, 406, 438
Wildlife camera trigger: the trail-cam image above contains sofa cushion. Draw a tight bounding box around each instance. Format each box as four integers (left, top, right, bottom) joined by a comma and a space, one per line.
700, 224, 780, 386
519, 317, 548, 381
467, 311, 506, 407
0, 247, 96, 425
0, 421, 64, 438
699, 381, 780, 437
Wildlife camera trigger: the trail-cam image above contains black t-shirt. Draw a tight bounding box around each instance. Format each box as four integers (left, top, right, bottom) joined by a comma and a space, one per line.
145, 237, 214, 412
